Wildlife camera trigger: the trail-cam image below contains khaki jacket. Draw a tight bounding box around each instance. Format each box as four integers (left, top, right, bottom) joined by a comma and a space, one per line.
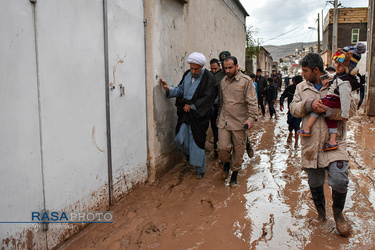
218, 72, 258, 130
290, 80, 349, 169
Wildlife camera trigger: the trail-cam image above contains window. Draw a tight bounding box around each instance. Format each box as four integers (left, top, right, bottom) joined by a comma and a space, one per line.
352, 29, 359, 43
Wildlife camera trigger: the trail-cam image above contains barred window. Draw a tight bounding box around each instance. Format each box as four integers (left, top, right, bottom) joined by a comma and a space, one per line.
352, 29, 359, 44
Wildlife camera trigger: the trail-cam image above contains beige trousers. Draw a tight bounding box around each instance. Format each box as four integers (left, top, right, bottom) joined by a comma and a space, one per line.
218, 129, 246, 172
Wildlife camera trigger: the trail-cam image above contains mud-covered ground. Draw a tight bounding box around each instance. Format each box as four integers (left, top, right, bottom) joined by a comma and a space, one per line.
58, 103, 375, 250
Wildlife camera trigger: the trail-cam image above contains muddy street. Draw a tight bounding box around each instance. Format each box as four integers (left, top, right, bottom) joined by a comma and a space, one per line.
58, 106, 375, 250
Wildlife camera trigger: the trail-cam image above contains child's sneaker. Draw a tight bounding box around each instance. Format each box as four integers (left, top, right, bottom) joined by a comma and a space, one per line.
297, 129, 311, 136
323, 143, 339, 151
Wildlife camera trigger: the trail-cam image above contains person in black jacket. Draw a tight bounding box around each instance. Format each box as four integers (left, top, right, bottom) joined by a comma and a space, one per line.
280, 75, 303, 144
255, 68, 267, 116
265, 77, 277, 118
272, 70, 280, 91
209, 58, 226, 156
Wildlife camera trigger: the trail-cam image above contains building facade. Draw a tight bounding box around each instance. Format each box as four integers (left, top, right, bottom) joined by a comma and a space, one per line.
322, 7, 368, 68
257, 46, 273, 75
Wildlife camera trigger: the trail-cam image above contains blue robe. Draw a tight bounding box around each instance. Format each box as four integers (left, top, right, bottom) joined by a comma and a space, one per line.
167, 69, 206, 174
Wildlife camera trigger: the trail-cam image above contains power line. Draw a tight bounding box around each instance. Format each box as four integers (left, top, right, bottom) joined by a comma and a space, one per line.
250, 13, 318, 23
262, 21, 315, 43
306, 30, 315, 42
274, 30, 314, 40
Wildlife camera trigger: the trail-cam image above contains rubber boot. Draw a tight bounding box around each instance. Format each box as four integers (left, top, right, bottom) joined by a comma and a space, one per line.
222, 162, 230, 180
332, 189, 350, 237
230, 171, 238, 189
310, 186, 326, 222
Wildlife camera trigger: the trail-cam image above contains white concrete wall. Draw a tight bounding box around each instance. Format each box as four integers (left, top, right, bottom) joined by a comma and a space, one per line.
145, 0, 248, 179
36, 0, 109, 246
107, 0, 148, 199
0, 0, 147, 248
0, 1, 47, 249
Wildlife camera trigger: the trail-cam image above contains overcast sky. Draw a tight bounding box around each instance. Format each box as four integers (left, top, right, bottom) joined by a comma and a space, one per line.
240, 0, 369, 46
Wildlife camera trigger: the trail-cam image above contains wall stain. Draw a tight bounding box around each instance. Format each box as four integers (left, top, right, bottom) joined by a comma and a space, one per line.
109, 53, 127, 96
92, 126, 104, 152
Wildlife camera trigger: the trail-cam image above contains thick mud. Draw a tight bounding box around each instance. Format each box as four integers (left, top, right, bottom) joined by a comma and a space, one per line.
57, 105, 375, 250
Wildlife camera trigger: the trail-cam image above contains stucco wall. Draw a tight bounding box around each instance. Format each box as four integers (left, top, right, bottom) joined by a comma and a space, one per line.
145, 0, 248, 180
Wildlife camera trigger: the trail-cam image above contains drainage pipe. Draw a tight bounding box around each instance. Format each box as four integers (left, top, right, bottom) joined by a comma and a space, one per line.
103, 0, 113, 207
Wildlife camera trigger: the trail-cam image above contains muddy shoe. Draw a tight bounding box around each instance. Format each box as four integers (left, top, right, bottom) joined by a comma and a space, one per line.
333, 208, 350, 237
230, 171, 238, 189
222, 162, 230, 180
196, 172, 205, 180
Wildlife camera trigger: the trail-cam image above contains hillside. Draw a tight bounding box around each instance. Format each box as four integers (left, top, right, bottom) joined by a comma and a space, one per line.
264, 41, 317, 61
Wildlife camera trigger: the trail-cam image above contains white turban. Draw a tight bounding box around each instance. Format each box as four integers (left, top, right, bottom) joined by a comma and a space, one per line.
187, 52, 206, 66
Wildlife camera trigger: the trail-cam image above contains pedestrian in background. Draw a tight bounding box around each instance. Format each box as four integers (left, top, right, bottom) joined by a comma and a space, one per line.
210, 58, 221, 74
280, 75, 303, 146
277, 71, 282, 90
216, 52, 231, 94
250, 73, 258, 100
219, 51, 231, 67
209, 58, 223, 156
160, 52, 215, 180
217, 56, 257, 188
255, 68, 267, 116
272, 70, 280, 91
265, 77, 277, 118
284, 74, 290, 89
290, 52, 351, 237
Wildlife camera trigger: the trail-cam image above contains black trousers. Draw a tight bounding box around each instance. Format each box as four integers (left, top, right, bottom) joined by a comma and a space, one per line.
258, 94, 265, 115
209, 104, 219, 149
268, 100, 276, 117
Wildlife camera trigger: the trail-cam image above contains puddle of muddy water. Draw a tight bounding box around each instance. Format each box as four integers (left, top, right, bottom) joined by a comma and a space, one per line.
243, 106, 375, 249
244, 109, 312, 249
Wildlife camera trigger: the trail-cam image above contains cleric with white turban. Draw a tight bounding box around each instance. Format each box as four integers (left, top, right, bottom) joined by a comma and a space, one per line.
160, 51, 215, 180
187, 52, 206, 67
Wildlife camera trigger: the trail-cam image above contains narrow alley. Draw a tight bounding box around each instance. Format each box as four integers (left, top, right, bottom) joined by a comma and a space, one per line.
58, 105, 375, 249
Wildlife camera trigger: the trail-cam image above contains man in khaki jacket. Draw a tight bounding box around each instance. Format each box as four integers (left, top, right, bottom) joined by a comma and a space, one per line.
290, 53, 350, 237
217, 56, 258, 188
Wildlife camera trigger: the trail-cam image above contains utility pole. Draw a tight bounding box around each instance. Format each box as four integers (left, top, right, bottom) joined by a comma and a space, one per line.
332, 0, 338, 52
322, 9, 324, 34
317, 13, 321, 53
